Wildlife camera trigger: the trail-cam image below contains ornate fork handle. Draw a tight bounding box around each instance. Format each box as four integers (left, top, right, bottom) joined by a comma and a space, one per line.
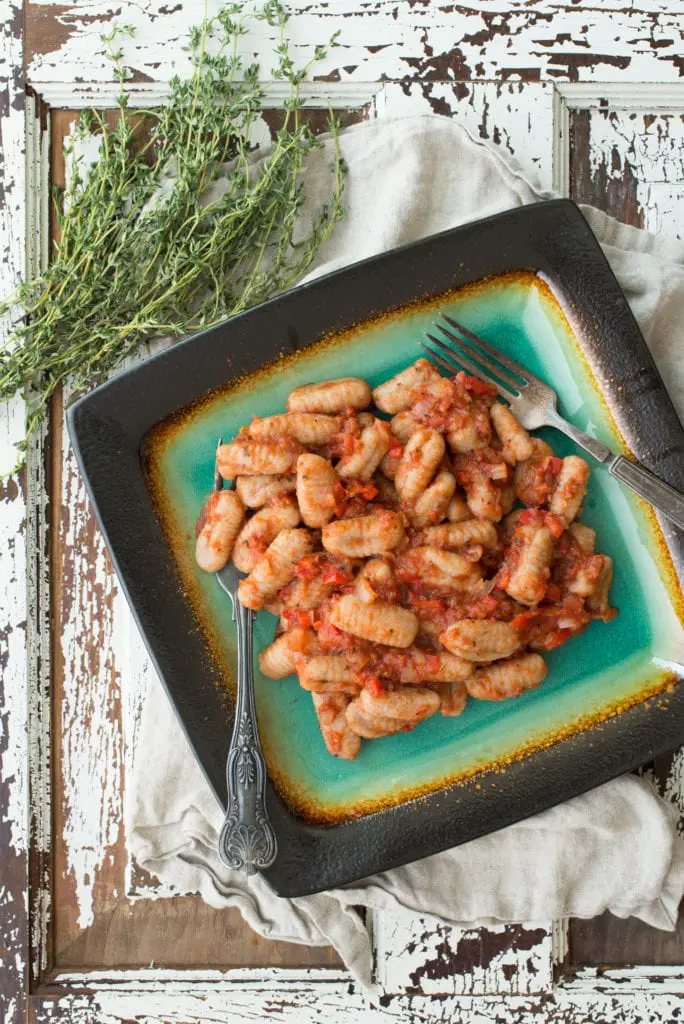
218, 598, 277, 873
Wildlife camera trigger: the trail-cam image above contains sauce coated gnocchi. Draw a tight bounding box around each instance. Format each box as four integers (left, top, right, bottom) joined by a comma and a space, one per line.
196, 361, 617, 760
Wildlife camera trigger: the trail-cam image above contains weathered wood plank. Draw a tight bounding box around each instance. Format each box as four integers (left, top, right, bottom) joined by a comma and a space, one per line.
22, 0, 684, 90
25, 90, 53, 990
571, 108, 684, 237
374, 910, 554, 996
29, 967, 684, 1024
0, 2, 30, 1022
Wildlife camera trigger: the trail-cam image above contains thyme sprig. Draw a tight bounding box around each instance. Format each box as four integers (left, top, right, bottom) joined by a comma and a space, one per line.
0, 1, 345, 466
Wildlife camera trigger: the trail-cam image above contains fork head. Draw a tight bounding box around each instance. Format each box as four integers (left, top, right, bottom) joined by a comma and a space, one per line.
421, 314, 559, 433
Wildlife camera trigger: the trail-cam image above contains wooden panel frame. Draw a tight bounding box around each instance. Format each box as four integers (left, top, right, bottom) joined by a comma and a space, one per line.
3, 8, 684, 1013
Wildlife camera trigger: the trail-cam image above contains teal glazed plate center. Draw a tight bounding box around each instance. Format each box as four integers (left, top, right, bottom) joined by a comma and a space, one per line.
146, 269, 684, 824
67, 200, 684, 895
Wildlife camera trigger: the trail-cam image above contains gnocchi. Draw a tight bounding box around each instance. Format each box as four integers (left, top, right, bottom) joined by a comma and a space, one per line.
322, 509, 405, 558
195, 358, 616, 760
195, 490, 245, 572
328, 593, 419, 648
296, 453, 338, 528
232, 495, 300, 573
287, 377, 371, 414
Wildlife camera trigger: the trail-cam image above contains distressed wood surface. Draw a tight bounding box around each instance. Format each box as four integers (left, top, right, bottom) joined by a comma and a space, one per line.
3, 1, 684, 1021
27, 967, 684, 1023
571, 108, 684, 237
0, 2, 30, 1023
22, 0, 684, 90
374, 911, 555, 996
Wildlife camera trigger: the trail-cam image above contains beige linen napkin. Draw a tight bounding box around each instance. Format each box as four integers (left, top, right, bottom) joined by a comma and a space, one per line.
127, 114, 684, 994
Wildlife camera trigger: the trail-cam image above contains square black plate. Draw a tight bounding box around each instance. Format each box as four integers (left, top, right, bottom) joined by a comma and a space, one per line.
67, 199, 684, 897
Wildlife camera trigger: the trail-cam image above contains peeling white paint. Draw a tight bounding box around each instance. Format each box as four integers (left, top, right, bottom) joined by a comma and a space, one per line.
30, 967, 684, 1023
0, 2, 29, 1019
583, 107, 684, 241
22, 0, 684, 91
373, 910, 554, 996
57, 412, 126, 931
662, 748, 684, 828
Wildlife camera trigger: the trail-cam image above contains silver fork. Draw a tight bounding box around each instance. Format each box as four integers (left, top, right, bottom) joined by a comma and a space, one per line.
422, 314, 684, 531
213, 439, 277, 874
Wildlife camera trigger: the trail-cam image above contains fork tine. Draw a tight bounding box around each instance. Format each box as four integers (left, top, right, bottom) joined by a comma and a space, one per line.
420, 340, 462, 377
435, 321, 523, 393
422, 336, 510, 402
442, 314, 529, 384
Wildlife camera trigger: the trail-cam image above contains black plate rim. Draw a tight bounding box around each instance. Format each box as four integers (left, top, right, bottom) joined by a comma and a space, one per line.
66, 197, 684, 897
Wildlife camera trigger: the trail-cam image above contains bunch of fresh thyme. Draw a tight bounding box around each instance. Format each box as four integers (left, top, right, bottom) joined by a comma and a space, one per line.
0, 1, 345, 466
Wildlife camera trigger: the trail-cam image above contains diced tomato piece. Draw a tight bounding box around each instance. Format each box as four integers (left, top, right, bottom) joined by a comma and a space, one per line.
544, 628, 573, 650
548, 456, 563, 475
518, 507, 564, 538
321, 564, 352, 586
283, 609, 313, 629
333, 481, 349, 517
411, 597, 448, 614
510, 612, 536, 632
388, 435, 404, 457
294, 555, 320, 580
544, 582, 563, 602
455, 370, 497, 396
544, 513, 565, 539
346, 480, 379, 502
363, 677, 385, 698
518, 508, 541, 526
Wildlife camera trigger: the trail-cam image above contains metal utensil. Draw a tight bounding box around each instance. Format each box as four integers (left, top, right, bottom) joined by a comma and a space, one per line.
422, 314, 684, 531
212, 439, 277, 874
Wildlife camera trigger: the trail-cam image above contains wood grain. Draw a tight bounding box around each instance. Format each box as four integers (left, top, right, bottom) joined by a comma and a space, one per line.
570, 911, 684, 967
55, 897, 343, 970
568, 102, 684, 965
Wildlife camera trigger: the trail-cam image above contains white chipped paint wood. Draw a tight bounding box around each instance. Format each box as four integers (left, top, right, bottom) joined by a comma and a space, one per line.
21, 0, 684, 89
0, 3, 31, 1023
26, 967, 684, 1023
582, 108, 684, 242
373, 910, 555, 996
2, 0, 684, 1021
